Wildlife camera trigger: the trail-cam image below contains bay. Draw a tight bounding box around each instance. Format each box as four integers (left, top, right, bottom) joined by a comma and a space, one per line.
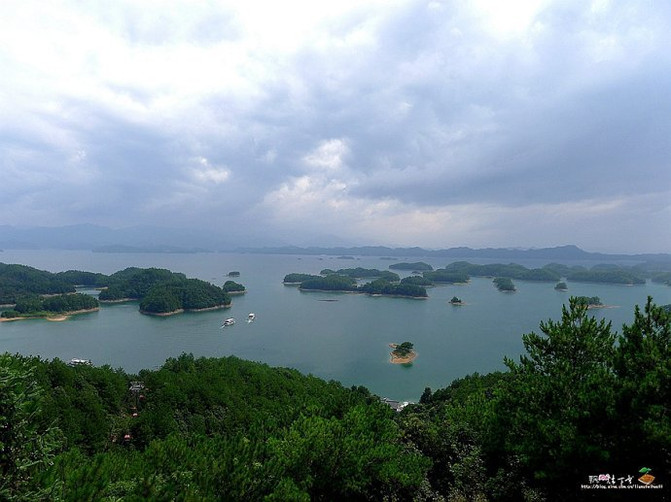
1, 250, 670, 402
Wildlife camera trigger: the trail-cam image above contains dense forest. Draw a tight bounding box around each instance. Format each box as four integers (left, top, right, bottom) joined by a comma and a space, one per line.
1, 297, 669, 500
389, 262, 434, 271
320, 268, 400, 282
1, 293, 99, 319
285, 269, 428, 298
493, 277, 516, 292
438, 261, 665, 285
0, 264, 237, 316
422, 269, 470, 284
443, 262, 561, 282
0, 263, 75, 304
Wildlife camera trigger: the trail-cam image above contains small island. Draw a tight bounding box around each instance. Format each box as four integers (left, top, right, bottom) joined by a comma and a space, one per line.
554, 281, 568, 291
222, 280, 246, 295
575, 296, 607, 309
493, 277, 516, 292
389, 342, 417, 364
449, 296, 465, 305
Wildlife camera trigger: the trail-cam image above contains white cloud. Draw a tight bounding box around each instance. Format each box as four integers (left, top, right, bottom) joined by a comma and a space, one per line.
191, 157, 231, 184
1, 0, 670, 252
302, 139, 349, 172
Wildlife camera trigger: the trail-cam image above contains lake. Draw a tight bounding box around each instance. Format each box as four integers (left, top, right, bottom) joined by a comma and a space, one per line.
1, 250, 670, 402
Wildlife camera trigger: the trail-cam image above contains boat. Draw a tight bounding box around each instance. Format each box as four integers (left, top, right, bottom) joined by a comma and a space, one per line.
68, 358, 92, 366
247, 312, 256, 322
221, 317, 236, 328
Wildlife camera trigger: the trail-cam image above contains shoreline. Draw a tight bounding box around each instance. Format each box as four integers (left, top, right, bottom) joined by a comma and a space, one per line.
140, 303, 230, 317
99, 297, 138, 304
0, 307, 100, 323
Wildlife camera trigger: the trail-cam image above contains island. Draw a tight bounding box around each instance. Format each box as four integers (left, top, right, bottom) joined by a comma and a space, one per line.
0, 263, 241, 319
222, 280, 246, 295
283, 273, 321, 285
359, 279, 428, 298
0, 263, 76, 304
320, 268, 400, 282
227, 271, 240, 277
0, 293, 99, 321
389, 262, 433, 271
389, 342, 417, 364
399, 276, 433, 287
449, 296, 465, 305
566, 269, 645, 285
422, 269, 469, 284
575, 296, 607, 309
286, 269, 428, 298
554, 281, 568, 291
440, 261, 560, 282
493, 277, 516, 292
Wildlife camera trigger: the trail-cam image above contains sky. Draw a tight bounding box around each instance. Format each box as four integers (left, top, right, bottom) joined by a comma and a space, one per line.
1, 0, 670, 253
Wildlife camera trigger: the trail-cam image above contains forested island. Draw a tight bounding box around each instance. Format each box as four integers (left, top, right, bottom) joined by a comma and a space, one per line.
389, 261, 433, 271
284, 269, 428, 298
575, 296, 606, 308
449, 296, 464, 305
0, 293, 99, 321
417, 260, 667, 287
0, 263, 76, 304
0, 263, 241, 317
493, 277, 516, 291
2, 297, 669, 500
422, 269, 470, 284
442, 261, 561, 281
222, 280, 245, 294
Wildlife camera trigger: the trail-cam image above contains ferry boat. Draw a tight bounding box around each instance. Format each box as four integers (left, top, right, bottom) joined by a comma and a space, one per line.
68, 358, 92, 366
221, 317, 236, 327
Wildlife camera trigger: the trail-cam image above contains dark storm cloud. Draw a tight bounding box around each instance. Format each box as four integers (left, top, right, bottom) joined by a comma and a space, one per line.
1, 0, 670, 251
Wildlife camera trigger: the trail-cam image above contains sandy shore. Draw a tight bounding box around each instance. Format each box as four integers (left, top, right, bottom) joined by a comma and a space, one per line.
389, 343, 417, 364
140, 303, 230, 316
0, 307, 99, 323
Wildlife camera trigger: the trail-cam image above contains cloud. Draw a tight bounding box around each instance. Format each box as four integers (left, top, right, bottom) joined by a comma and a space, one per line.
1, 0, 670, 252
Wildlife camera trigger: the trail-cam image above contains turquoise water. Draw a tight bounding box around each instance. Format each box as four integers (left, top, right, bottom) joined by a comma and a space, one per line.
1, 250, 670, 402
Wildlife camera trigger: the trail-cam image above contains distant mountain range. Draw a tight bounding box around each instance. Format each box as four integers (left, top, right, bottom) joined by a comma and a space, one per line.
237, 244, 671, 263
1, 224, 669, 263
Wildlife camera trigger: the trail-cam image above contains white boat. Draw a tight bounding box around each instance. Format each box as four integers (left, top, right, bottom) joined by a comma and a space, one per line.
68, 358, 92, 366
247, 312, 256, 322
221, 317, 236, 328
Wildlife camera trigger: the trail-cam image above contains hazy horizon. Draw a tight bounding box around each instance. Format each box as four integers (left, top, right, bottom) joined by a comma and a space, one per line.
2, 1, 670, 254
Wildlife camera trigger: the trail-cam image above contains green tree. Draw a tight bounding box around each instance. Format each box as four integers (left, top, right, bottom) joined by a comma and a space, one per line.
0, 355, 62, 500
614, 297, 671, 471
497, 298, 616, 494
